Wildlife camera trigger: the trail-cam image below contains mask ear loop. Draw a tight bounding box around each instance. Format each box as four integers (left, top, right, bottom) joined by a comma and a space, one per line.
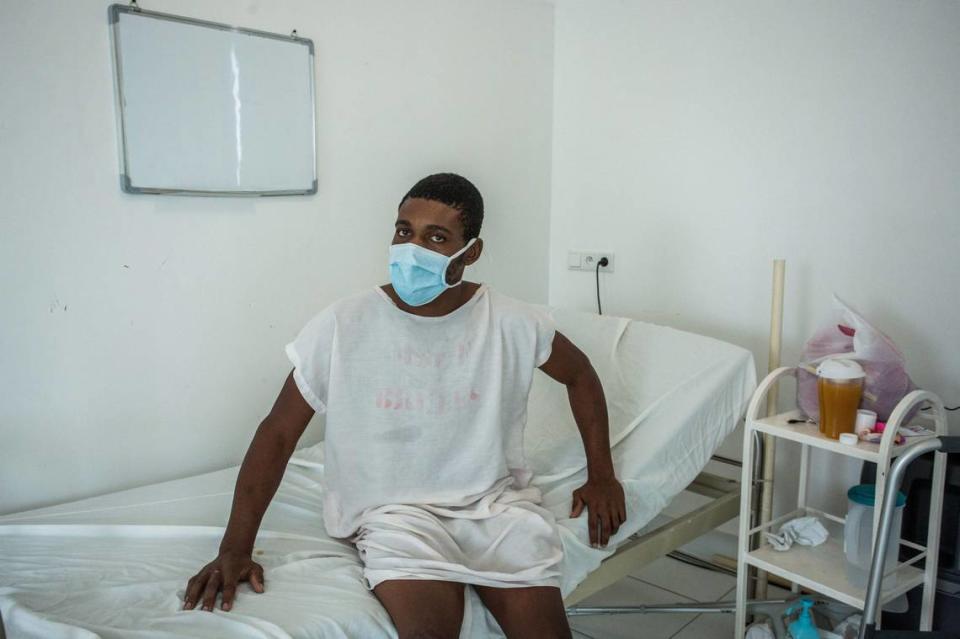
442, 237, 478, 288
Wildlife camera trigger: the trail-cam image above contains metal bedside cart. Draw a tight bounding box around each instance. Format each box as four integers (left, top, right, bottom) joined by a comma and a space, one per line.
734, 366, 949, 637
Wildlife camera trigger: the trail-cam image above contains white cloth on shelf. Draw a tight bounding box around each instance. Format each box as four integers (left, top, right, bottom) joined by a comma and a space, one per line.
763, 516, 829, 551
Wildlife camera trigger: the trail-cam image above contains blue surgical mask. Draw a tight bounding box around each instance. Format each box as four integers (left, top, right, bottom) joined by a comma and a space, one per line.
389, 238, 477, 307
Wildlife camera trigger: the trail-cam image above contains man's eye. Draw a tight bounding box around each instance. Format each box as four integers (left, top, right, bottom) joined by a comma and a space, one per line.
396, 228, 411, 237
431, 234, 446, 243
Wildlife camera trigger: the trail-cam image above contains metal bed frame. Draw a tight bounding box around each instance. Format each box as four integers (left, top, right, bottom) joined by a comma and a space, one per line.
564, 260, 788, 618
563, 449, 764, 616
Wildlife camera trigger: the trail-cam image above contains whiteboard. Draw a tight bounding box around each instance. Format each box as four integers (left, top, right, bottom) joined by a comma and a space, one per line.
109, 5, 317, 196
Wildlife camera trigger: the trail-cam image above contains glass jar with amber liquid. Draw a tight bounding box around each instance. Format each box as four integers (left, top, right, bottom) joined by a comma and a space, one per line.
816, 358, 865, 439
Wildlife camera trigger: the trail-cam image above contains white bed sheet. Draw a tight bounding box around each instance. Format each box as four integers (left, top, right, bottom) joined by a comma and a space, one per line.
0, 308, 756, 638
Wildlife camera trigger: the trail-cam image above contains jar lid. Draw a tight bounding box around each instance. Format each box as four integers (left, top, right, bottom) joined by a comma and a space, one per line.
816, 358, 866, 380
839, 433, 859, 446
848, 483, 906, 508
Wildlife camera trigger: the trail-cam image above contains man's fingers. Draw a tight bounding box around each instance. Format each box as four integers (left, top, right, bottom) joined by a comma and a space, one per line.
612, 503, 623, 533
220, 571, 238, 611
601, 512, 613, 546
587, 508, 618, 547
250, 564, 265, 593
200, 571, 222, 611
569, 493, 584, 519
220, 588, 236, 611
184, 574, 206, 610
590, 509, 599, 547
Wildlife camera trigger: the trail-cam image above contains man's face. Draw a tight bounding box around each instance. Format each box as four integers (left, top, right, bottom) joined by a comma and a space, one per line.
393, 197, 467, 255
392, 197, 481, 284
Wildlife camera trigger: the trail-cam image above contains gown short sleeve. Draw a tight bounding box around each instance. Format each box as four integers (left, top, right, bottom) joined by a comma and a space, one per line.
284, 307, 336, 413
532, 306, 556, 368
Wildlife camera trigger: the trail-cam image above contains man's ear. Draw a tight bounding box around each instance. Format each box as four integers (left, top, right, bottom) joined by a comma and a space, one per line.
463, 238, 483, 266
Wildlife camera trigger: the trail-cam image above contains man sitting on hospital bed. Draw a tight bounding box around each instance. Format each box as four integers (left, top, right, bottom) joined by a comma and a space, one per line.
182, 173, 626, 639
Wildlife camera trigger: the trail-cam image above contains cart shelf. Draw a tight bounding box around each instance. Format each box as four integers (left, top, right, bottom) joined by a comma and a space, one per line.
743, 507, 926, 609
752, 409, 937, 464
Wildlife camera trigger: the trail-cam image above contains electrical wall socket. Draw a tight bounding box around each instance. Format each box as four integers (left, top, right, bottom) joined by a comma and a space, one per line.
567, 251, 615, 272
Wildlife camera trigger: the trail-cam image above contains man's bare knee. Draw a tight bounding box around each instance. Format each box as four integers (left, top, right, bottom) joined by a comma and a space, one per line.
399, 628, 458, 639
474, 585, 572, 639
374, 579, 463, 639
396, 618, 461, 639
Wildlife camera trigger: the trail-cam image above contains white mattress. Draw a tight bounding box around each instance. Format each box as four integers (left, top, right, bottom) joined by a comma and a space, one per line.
0, 308, 756, 639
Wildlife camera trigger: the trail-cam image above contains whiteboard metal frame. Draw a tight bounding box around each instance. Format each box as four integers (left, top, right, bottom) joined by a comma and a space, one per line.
108, 4, 318, 197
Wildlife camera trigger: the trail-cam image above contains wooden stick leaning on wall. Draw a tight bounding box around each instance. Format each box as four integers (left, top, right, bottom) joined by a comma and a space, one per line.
755, 259, 786, 600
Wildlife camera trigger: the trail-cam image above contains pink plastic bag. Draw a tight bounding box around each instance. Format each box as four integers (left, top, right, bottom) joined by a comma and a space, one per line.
797, 295, 916, 423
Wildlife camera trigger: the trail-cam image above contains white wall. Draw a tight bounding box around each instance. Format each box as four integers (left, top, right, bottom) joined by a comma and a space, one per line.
6, 0, 958, 522
549, 0, 960, 517
0, 0, 555, 514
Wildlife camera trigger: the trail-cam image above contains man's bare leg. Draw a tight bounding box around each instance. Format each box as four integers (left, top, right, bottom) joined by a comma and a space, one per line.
372, 579, 466, 639
473, 584, 573, 639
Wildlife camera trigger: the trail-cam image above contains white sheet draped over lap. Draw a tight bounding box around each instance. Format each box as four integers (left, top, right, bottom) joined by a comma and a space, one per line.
350, 476, 564, 591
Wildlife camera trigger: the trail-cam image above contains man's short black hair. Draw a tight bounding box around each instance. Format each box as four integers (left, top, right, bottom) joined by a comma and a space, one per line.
400, 173, 484, 242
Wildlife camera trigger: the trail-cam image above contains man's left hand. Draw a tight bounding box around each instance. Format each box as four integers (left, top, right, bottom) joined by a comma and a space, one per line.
569, 476, 626, 548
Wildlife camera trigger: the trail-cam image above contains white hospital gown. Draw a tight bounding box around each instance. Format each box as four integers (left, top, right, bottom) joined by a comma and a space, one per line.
285, 283, 564, 590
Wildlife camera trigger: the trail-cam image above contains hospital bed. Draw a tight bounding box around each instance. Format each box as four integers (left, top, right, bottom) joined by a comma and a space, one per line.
0, 307, 756, 638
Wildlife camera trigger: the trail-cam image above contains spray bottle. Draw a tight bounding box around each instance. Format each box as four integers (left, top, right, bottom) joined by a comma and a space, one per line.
785, 598, 820, 639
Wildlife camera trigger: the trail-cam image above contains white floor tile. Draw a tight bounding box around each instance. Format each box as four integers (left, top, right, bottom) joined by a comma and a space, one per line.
659, 490, 713, 519
631, 557, 736, 602
767, 584, 794, 600
568, 578, 698, 639
678, 531, 738, 562
671, 612, 734, 639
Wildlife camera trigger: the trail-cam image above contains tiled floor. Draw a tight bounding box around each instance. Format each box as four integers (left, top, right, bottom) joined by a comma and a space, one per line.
567, 556, 737, 639
564, 485, 801, 639
567, 555, 793, 639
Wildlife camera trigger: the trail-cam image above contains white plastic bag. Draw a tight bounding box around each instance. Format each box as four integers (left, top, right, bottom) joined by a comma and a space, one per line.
745, 621, 776, 639
798, 295, 916, 422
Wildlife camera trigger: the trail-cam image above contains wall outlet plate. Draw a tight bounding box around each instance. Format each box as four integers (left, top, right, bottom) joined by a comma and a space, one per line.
567, 251, 615, 272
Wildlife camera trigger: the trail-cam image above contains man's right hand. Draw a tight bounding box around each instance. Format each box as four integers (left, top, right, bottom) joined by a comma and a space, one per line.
183, 551, 265, 612
181, 372, 313, 612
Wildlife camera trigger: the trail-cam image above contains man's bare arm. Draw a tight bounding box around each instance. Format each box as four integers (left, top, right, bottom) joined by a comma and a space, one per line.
539, 331, 614, 478
539, 331, 626, 547
183, 370, 315, 612
218, 371, 315, 555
